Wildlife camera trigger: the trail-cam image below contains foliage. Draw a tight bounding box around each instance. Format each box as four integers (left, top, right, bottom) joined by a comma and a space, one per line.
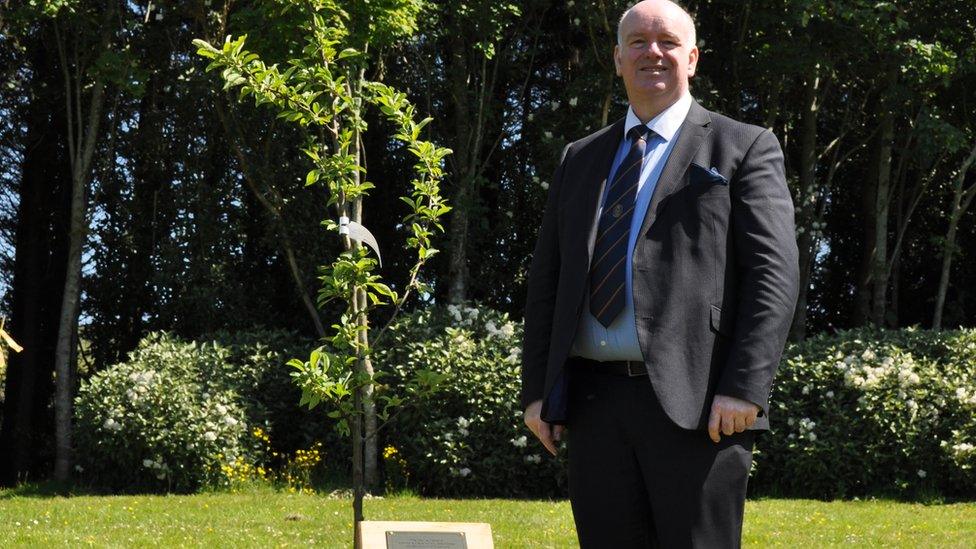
73, 339, 253, 492
193, 0, 452, 457
374, 304, 566, 497
374, 307, 976, 499
755, 327, 976, 499
73, 331, 332, 492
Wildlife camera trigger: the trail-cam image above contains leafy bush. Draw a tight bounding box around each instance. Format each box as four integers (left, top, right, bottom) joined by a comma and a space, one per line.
375, 304, 567, 498
74, 331, 335, 492
754, 327, 976, 499
376, 306, 976, 500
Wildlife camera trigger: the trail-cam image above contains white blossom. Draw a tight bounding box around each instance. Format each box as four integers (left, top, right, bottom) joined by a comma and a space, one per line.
511, 435, 528, 448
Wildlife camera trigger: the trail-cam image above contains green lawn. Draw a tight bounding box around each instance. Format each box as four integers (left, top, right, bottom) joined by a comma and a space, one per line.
1, 485, 974, 547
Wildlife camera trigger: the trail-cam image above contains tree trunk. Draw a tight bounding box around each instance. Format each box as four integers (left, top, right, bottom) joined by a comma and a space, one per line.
933, 142, 976, 329
856, 74, 897, 327
348, 89, 377, 493
445, 39, 474, 305
789, 70, 819, 342
0, 24, 71, 486
868, 109, 894, 327
52, 6, 115, 481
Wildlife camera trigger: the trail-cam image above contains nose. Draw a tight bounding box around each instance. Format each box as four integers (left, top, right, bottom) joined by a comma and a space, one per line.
644, 41, 665, 58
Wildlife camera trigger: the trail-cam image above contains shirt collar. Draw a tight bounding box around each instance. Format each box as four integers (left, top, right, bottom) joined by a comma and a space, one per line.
624, 92, 693, 143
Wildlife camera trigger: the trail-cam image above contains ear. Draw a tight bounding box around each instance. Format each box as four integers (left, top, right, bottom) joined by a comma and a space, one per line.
613, 44, 622, 76
687, 45, 699, 78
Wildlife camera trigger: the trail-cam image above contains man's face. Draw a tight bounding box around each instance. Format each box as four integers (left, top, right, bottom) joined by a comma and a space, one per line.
614, 2, 698, 109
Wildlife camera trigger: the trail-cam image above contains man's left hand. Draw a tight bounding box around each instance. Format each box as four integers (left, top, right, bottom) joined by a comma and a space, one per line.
707, 394, 760, 443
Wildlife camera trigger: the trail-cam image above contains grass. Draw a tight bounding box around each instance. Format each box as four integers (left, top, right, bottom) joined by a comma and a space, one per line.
0, 484, 974, 547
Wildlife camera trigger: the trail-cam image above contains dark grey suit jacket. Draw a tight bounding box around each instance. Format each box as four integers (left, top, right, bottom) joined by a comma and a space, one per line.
520, 100, 800, 431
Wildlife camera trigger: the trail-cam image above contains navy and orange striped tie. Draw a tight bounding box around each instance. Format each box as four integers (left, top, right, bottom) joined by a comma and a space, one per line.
589, 125, 651, 327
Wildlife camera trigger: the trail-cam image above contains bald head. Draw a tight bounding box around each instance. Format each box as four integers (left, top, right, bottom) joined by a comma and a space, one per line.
617, 0, 696, 46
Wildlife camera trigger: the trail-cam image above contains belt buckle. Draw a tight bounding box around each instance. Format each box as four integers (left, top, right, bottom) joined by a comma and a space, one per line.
626, 360, 644, 377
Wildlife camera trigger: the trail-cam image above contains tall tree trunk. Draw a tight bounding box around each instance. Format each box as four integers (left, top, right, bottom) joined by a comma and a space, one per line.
789, 70, 819, 341
445, 38, 474, 305
856, 73, 897, 327
933, 141, 976, 329
0, 25, 71, 486
349, 75, 377, 496
52, 5, 115, 481
868, 108, 894, 327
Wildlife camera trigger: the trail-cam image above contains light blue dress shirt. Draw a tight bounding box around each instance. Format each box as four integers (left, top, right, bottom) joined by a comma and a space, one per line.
571, 93, 693, 360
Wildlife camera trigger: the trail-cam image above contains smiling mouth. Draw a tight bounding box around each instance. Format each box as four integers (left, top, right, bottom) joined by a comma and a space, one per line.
640, 67, 668, 74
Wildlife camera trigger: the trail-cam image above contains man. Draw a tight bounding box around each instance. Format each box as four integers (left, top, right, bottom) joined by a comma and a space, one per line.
520, 1, 799, 547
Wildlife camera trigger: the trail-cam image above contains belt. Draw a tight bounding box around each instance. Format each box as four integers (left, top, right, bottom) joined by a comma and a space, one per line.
571, 357, 648, 377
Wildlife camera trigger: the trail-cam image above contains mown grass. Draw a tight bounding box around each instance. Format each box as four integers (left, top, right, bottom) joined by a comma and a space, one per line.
1, 483, 974, 547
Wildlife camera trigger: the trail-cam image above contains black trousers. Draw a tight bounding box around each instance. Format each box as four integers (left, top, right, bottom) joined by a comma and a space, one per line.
566, 364, 756, 549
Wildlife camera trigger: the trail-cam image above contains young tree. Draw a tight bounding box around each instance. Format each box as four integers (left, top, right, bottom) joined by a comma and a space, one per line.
195, 1, 450, 542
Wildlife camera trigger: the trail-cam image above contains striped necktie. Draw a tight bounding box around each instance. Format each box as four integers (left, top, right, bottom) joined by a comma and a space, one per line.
589, 125, 651, 327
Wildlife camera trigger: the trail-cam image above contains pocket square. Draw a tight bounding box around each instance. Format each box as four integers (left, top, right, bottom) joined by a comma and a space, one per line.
690, 163, 728, 185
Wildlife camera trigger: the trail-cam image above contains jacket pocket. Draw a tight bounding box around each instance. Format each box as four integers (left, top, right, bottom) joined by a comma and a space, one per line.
710, 304, 734, 337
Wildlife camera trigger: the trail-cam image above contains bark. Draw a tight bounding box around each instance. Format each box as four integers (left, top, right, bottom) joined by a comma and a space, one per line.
933, 141, 976, 329
856, 72, 897, 327
445, 37, 474, 304
789, 71, 820, 342
868, 108, 894, 327
442, 10, 529, 304
52, 3, 116, 482
0, 24, 71, 486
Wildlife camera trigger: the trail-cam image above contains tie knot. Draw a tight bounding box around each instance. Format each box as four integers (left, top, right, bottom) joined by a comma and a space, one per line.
628, 125, 651, 143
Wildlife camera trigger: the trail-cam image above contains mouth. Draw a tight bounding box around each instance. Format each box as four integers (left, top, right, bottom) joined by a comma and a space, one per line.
639, 66, 668, 75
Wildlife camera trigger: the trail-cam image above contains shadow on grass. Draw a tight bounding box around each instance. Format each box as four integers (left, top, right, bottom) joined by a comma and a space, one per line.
0, 480, 108, 499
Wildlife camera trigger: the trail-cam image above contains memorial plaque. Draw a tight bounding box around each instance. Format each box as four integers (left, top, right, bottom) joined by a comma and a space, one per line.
387, 530, 465, 548
358, 521, 493, 549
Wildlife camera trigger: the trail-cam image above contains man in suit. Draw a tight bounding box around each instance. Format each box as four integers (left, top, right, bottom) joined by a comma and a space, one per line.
520, 1, 799, 546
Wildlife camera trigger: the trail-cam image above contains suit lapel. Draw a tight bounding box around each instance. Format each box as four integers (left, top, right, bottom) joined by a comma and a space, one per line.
635, 100, 712, 242
566, 118, 626, 265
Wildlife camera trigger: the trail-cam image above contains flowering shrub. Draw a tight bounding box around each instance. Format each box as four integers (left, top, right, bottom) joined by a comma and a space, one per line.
377, 307, 976, 499
374, 304, 567, 497
74, 356, 252, 492
74, 331, 333, 492
755, 327, 976, 499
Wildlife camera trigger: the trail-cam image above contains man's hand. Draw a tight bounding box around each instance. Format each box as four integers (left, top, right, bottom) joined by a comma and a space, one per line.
524, 399, 564, 456
707, 394, 760, 443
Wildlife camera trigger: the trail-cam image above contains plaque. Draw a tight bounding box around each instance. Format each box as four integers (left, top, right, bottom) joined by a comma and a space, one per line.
387, 531, 465, 548
358, 521, 493, 549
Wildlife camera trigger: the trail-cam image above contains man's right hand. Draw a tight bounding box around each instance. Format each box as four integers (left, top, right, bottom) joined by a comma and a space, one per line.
523, 399, 564, 456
